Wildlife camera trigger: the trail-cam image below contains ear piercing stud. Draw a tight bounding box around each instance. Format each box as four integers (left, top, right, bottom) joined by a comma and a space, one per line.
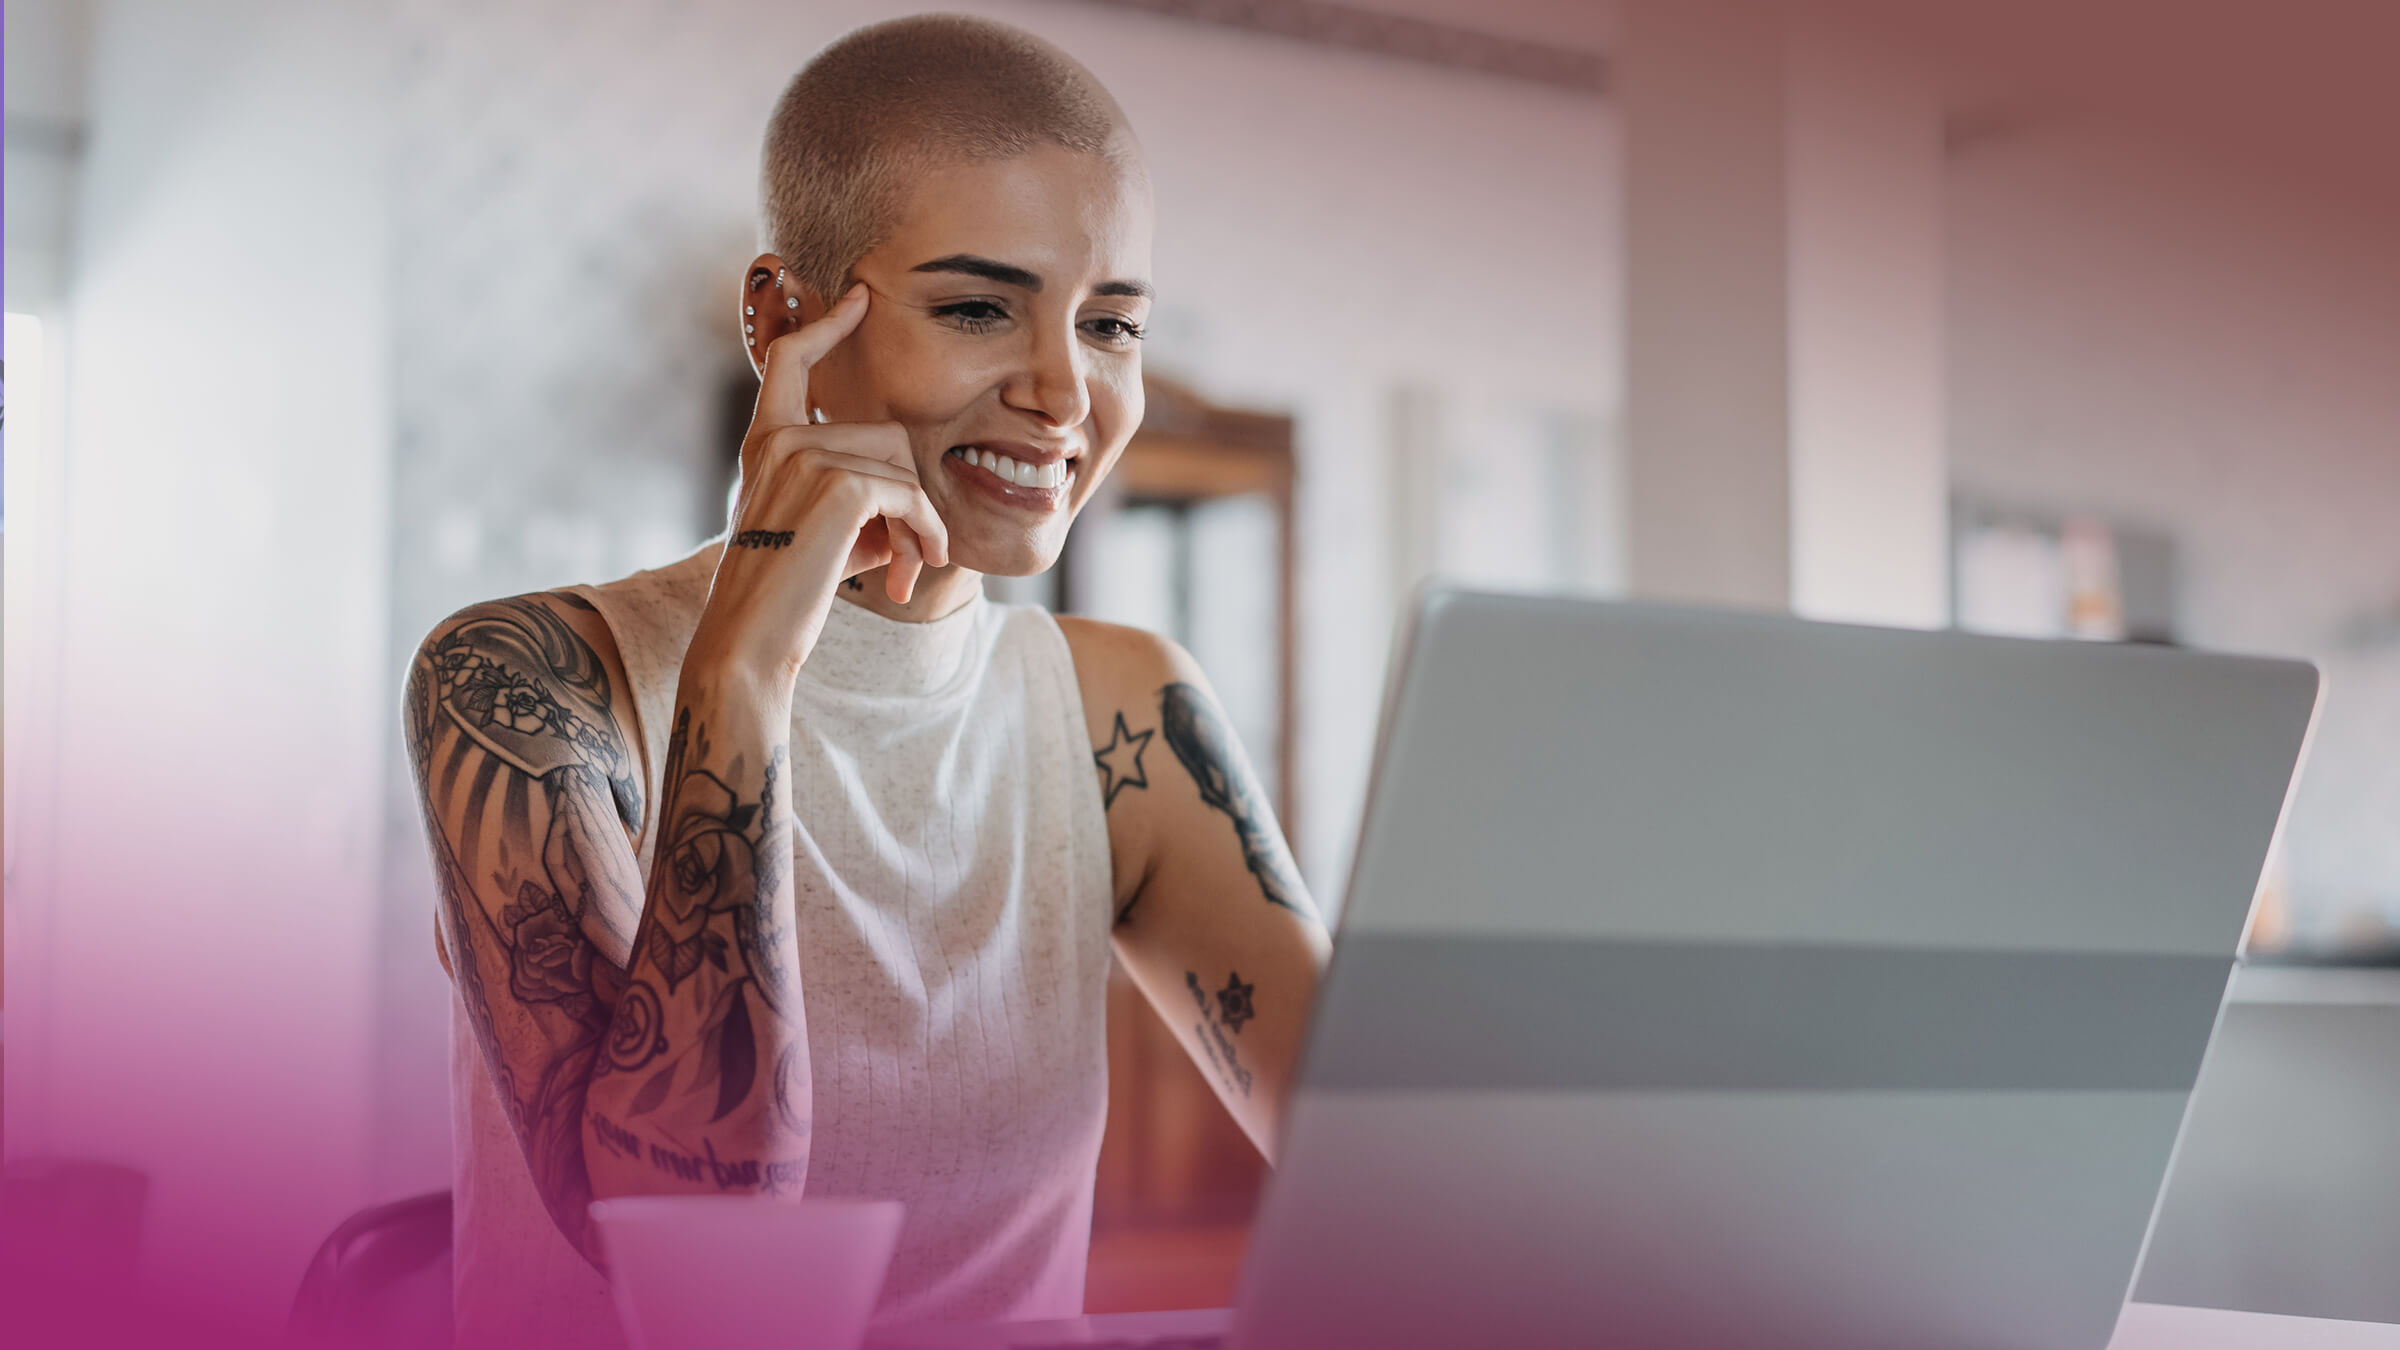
786, 297, 799, 309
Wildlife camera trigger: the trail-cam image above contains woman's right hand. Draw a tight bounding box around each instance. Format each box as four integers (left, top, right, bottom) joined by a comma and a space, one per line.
692, 281, 951, 686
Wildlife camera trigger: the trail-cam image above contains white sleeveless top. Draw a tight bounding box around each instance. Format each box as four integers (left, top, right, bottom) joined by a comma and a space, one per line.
449, 545, 1115, 1348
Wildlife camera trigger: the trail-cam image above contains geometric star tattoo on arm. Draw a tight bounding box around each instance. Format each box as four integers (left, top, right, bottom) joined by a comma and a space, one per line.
1093, 710, 1153, 809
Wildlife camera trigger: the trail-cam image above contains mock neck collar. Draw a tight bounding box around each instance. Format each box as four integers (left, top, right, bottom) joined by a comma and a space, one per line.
797, 584, 988, 697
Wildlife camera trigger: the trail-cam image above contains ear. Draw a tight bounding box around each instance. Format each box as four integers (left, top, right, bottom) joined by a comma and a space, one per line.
736, 253, 831, 379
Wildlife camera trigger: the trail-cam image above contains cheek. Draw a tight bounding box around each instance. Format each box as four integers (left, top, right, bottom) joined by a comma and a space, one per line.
1094, 369, 1144, 450
858, 328, 990, 425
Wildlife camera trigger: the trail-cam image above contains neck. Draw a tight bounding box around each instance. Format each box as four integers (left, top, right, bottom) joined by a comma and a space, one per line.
836, 563, 985, 622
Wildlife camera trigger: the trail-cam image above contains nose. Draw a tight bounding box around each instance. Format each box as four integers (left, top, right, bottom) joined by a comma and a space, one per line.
1002, 315, 1092, 430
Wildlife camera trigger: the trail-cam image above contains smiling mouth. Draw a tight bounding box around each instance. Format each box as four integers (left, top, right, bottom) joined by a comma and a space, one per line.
946, 445, 1078, 492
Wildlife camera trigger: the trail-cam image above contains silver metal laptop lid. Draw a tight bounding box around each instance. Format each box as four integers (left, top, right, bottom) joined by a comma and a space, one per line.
1235, 589, 2320, 1350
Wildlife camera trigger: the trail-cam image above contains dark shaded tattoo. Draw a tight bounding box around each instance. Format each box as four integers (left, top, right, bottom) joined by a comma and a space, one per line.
413, 594, 809, 1245
406, 595, 646, 1267
645, 711, 761, 994
730, 528, 795, 550
1216, 971, 1257, 1033
844, 576, 865, 592
605, 983, 669, 1072
420, 596, 642, 833
616, 708, 795, 1129
1185, 970, 1255, 1098
1157, 682, 1316, 918
741, 748, 796, 1017
1092, 710, 1154, 809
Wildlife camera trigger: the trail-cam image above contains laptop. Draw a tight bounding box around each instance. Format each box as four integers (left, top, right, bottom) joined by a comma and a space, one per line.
873, 589, 2322, 1350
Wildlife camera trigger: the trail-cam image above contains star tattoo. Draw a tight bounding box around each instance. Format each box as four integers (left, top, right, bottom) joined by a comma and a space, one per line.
1093, 711, 1154, 809
1216, 972, 1256, 1034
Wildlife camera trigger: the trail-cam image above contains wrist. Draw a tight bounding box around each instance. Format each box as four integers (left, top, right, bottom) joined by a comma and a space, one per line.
680, 621, 804, 703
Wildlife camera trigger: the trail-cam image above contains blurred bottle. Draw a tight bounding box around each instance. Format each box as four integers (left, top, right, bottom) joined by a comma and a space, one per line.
2061, 514, 2127, 641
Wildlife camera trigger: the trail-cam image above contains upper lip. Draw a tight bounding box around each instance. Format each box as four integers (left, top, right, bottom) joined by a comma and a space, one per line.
954, 440, 1078, 467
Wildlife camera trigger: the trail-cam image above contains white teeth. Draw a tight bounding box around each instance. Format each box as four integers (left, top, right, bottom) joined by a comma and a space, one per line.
955, 447, 1071, 490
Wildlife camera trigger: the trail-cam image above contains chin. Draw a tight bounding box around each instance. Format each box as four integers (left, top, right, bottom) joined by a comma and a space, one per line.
950, 531, 1065, 579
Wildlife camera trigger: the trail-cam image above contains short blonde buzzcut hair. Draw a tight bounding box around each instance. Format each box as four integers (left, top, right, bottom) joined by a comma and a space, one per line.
759, 13, 1140, 306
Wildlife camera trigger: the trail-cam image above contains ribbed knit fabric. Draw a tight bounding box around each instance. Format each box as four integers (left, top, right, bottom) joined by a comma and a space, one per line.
448, 544, 1114, 1348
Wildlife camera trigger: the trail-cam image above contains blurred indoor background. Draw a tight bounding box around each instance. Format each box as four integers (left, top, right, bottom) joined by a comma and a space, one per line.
5, 0, 2397, 1340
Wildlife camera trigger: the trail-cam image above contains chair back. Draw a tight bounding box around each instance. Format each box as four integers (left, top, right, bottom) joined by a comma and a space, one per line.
287, 1189, 453, 1350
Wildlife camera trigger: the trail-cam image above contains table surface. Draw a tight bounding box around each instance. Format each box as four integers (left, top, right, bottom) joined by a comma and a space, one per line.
868, 1302, 2400, 1348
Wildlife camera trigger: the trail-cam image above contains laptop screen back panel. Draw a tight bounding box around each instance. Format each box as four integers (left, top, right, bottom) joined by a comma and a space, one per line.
1233, 592, 2319, 1350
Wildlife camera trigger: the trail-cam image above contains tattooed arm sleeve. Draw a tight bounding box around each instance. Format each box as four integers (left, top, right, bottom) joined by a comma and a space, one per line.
578, 668, 811, 1203
410, 598, 814, 1269
406, 596, 649, 1268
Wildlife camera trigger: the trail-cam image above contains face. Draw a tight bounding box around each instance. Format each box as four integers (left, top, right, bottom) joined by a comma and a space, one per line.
770, 144, 1154, 577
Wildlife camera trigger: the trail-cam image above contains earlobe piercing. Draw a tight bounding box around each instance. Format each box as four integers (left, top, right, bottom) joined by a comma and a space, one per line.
786, 297, 799, 310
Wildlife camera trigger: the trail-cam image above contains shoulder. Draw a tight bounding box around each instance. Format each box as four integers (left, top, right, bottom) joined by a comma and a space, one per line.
412, 589, 629, 699
405, 588, 645, 821
1054, 614, 1208, 708
413, 544, 715, 687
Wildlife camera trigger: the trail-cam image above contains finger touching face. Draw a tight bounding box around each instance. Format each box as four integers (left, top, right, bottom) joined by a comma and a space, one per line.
813, 143, 1156, 577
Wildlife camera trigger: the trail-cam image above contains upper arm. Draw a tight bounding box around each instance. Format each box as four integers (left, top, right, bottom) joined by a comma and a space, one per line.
1057, 617, 1332, 1157
404, 592, 650, 1257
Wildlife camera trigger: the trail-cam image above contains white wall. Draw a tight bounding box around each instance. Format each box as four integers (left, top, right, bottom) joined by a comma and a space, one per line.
1948, 124, 2400, 942
7, 0, 395, 1333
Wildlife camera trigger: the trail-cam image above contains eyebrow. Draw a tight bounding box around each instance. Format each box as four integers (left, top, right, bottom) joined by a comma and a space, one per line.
909, 253, 1153, 300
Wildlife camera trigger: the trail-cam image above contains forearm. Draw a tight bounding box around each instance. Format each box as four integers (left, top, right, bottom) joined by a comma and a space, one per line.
584, 661, 811, 1197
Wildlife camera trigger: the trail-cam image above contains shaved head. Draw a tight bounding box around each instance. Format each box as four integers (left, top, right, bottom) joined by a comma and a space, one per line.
759, 13, 1143, 306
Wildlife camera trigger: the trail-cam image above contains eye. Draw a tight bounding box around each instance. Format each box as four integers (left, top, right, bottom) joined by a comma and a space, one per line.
933, 299, 1010, 334
1082, 315, 1147, 346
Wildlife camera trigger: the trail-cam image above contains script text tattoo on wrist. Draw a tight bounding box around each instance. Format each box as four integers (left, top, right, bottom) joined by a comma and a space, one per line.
588, 1109, 806, 1195
1157, 682, 1316, 918
730, 528, 796, 550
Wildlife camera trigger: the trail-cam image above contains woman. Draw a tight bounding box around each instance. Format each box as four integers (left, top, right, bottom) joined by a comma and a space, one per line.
406, 13, 1331, 1347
